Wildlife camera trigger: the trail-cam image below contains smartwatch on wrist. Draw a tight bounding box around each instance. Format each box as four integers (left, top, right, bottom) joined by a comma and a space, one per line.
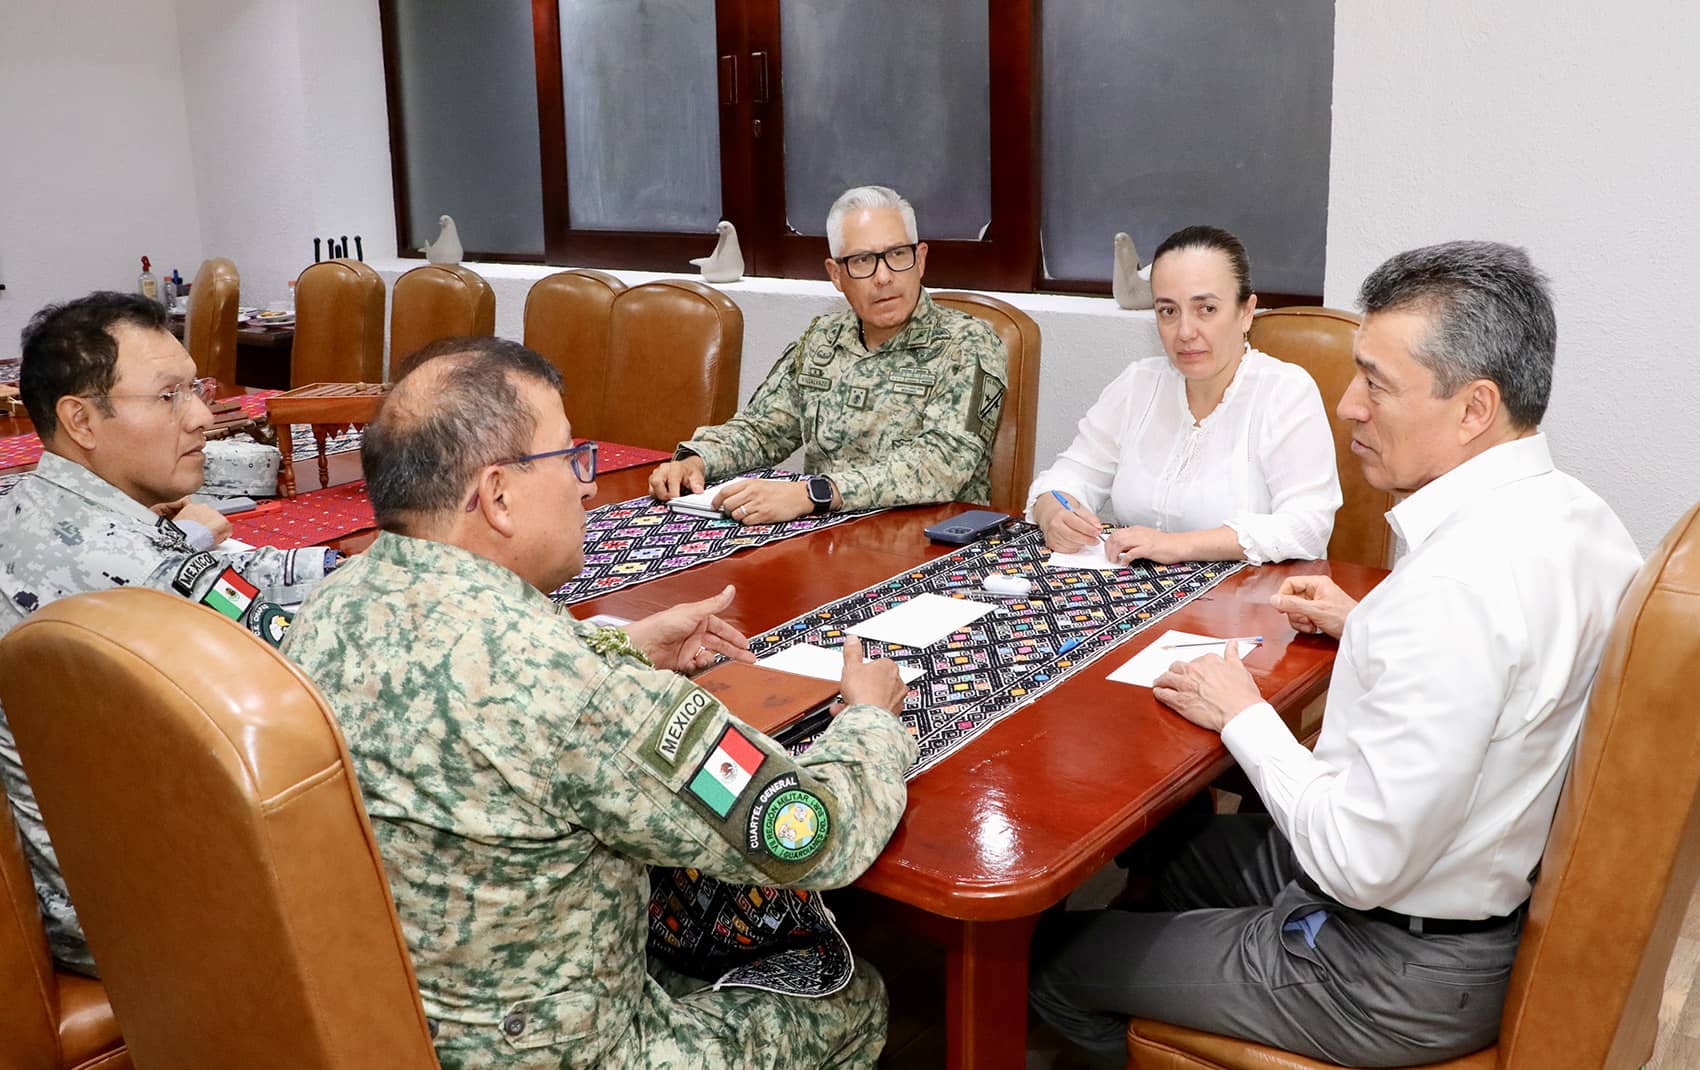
806, 475, 836, 516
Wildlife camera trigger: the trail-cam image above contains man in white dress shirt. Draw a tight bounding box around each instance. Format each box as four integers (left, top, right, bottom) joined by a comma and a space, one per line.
1028, 241, 1642, 1067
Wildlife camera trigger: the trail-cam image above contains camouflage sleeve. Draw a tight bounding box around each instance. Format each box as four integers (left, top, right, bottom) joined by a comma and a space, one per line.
829, 325, 1008, 510
561, 662, 917, 889
141, 540, 332, 634
676, 336, 808, 481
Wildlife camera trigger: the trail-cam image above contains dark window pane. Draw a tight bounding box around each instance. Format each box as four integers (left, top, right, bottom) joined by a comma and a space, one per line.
780, 0, 990, 242
394, 0, 544, 255
1041, 1, 1333, 294
559, 0, 722, 232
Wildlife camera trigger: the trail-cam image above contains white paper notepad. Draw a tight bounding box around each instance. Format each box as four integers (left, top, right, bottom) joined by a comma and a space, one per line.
1107, 631, 1255, 688
1046, 541, 1125, 571
846, 593, 996, 649
758, 642, 925, 683
665, 480, 739, 518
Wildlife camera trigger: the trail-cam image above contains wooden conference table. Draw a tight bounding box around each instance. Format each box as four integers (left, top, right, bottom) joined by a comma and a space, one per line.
568, 467, 1386, 1070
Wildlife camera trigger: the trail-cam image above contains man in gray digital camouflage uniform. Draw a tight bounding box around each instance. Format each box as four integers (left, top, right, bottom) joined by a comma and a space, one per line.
0, 291, 337, 974
283, 336, 918, 1069
650, 184, 1008, 524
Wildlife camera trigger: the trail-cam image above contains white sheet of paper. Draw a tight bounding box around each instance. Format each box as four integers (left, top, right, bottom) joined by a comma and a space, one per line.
1107, 630, 1251, 688
582, 613, 632, 628
216, 537, 255, 552
846, 592, 997, 649
1046, 541, 1124, 571
758, 642, 925, 684
665, 479, 741, 518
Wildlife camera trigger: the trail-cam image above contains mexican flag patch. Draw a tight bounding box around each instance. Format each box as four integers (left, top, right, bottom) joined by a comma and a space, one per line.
200, 567, 258, 621
687, 725, 766, 818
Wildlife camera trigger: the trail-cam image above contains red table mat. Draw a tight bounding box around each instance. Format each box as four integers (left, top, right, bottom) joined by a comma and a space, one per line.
225, 439, 670, 549
0, 390, 280, 470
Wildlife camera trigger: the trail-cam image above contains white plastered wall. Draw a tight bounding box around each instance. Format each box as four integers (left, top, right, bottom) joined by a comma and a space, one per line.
1324, 3, 1700, 550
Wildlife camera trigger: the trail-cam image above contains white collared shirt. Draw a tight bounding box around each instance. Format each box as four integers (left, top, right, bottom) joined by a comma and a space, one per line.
1024, 349, 1341, 564
1222, 434, 1642, 918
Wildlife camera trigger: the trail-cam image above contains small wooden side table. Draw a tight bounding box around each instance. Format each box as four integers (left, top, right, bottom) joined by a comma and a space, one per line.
265, 382, 388, 497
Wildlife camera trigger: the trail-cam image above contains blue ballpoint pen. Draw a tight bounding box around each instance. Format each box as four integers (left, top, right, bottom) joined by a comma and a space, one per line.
1049, 490, 1108, 542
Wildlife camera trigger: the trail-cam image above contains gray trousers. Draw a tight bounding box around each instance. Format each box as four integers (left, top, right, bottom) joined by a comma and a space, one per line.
1029, 816, 1522, 1068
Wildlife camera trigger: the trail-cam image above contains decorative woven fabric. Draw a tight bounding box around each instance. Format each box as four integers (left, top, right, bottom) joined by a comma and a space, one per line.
549, 469, 881, 606
751, 524, 1244, 778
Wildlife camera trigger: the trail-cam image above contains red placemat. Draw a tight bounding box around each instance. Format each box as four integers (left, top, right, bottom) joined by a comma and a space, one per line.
0, 390, 280, 471
595, 440, 671, 472
228, 480, 375, 549
224, 440, 668, 549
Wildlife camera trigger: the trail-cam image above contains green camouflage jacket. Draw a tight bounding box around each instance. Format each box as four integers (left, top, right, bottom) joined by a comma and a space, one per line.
678, 291, 1008, 509
282, 532, 917, 1069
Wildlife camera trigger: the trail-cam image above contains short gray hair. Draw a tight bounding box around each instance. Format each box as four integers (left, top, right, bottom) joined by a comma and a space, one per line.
364, 336, 565, 530
1357, 240, 1556, 429
825, 185, 917, 258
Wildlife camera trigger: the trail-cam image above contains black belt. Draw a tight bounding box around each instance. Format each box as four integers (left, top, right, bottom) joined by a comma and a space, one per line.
1296, 874, 1525, 936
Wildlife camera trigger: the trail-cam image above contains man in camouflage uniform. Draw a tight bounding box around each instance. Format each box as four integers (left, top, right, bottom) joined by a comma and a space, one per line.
0, 292, 337, 974
284, 336, 917, 1069
650, 184, 1008, 524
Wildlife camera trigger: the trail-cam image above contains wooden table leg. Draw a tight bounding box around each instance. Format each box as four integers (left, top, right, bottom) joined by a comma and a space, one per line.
277, 420, 297, 498
313, 425, 332, 489
944, 914, 1039, 1070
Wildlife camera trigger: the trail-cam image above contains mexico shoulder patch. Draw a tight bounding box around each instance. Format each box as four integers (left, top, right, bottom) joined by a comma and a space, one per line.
199, 567, 258, 621
684, 725, 766, 818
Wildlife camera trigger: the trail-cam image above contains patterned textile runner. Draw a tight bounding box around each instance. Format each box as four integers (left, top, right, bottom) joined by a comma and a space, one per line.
752, 524, 1244, 778
550, 469, 881, 605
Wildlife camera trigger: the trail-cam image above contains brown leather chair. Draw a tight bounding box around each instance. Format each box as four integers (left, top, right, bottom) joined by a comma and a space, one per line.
0, 590, 440, 1070
931, 291, 1042, 513
291, 259, 386, 387
1248, 307, 1392, 568
522, 268, 627, 439
0, 799, 130, 1070
186, 257, 240, 389
1128, 500, 1700, 1070
389, 263, 496, 367
598, 279, 742, 451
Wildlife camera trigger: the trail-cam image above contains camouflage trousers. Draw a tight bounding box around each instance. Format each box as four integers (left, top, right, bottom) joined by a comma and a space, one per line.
431, 956, 888, 1069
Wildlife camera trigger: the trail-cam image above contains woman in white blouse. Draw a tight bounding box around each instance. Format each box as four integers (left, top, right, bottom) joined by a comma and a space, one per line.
1027, 225, 1341, 565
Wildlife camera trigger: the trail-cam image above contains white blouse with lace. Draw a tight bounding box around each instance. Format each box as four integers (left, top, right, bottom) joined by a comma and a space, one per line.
1024, 347, 1341, 564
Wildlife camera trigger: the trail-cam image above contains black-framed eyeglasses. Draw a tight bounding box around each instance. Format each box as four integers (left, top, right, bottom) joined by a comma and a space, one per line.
465, 441, 598, 511
836, 243, 918, 280
83, 376, 217, 416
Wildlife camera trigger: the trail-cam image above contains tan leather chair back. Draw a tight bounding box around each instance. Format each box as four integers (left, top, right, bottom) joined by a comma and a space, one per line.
0, 799, 127, 1070
1497, 500, 1700, 1070
1248, 307, 1392, 568
931, 291, 1041, 513
601, 279, 742, 451
0, 796, 58, 1066
292, 259, 386, 387
389, 263, 496, 367
0, 590, 440, 1070
522, 269, 627, 439
187, 257, 240, 389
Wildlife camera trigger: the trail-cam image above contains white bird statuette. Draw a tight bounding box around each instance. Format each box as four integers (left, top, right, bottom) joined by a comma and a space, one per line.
1112, 231, 1154, 310
690, 220, 744, 283
421, 214, 463, 265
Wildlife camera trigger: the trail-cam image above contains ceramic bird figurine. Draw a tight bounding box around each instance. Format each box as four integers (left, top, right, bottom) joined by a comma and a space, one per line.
1112, 232, 1154, 310
422, 215, 463, 265
690, 220, 744, 283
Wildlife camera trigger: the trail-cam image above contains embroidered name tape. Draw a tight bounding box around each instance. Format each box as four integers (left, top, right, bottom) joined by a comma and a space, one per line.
172, 551, 219, 596
656, 688, 713, 765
